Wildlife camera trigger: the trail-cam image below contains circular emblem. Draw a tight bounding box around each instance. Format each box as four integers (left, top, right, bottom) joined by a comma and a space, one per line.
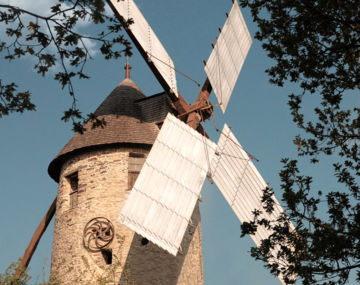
83, 217, 114, 252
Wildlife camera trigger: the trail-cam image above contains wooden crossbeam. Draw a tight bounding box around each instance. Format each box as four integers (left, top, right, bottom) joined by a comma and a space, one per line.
16, 197, 57, 276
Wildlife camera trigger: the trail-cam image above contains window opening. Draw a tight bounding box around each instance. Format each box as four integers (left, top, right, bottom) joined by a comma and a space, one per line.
128, 153, 146, 190
101, 249, 112, 265
141, 237, 149, 246
67, 172, 78, 209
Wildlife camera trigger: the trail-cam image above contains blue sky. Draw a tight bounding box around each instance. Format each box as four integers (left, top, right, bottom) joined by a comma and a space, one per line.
0, 0, 344, 284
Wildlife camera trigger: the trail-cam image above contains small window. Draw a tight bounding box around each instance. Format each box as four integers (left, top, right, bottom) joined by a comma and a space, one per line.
141, 237, 149, 246
67, 172, 78, 191
101, 249, 112, 265
67, 172, 78, 209
128, 153, 146, 190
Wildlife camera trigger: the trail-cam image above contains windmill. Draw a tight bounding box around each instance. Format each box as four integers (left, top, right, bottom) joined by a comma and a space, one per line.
17, 0, 293, 284
108, 0, 292, 284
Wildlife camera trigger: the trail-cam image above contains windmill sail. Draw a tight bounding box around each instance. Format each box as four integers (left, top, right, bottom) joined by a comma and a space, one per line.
204, 1, 252, 113
108, 0, 178, 96
210, 125, 288, 284
119, 113, 216, 255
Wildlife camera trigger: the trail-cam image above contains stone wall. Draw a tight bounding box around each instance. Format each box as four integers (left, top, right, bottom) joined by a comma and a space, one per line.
50, 146, 204, 285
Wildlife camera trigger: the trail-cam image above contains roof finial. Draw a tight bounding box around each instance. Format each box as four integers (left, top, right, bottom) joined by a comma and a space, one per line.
124, 56, 132, 79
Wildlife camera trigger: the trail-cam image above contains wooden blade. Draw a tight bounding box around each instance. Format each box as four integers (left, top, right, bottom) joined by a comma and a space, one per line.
106, 0, 177, 96
119, 114, 216, 255
204, 1, 252, 113
210, 125, 289, 285
16, 197, 57, 275
106, 0, 192, 115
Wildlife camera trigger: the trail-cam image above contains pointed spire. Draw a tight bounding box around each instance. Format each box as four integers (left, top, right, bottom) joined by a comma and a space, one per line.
124, 57, 132, 79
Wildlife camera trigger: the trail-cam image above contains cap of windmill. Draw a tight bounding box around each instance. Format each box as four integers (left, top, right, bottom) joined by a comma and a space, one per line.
47, 67, 160, 183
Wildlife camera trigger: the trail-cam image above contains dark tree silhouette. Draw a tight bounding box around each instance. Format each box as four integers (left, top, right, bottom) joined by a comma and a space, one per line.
0, 0, 132, 132
239, 1, 360, 284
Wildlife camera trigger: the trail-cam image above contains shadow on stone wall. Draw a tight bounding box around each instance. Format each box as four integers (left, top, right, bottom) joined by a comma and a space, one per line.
118, 206, 201, 285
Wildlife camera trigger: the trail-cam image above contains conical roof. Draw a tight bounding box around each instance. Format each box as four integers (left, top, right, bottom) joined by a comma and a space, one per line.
94, 78, 145, 118
48, 78, 160, 182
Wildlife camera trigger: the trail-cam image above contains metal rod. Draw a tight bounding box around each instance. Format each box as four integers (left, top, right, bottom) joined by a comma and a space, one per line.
178, 103, 220, 119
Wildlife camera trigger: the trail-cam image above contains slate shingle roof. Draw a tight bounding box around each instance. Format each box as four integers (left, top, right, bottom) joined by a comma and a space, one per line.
94, 78, 145, 118
136, 92, 176, 123
48, 78, 164, 182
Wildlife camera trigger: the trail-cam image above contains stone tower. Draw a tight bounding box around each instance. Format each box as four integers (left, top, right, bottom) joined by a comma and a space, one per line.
47, 69, 204, 284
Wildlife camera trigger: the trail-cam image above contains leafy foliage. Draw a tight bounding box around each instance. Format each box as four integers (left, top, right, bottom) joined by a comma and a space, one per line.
0, 259, 31, 285
0, 80, 35, 118
239, 0, 360, 284
0, 0, 131, 132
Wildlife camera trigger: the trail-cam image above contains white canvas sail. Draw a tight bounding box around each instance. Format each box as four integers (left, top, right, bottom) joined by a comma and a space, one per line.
205, 1, 252, 113
210, 124, 289, 284
109, 0, 178, 96
119, 114, 216, 255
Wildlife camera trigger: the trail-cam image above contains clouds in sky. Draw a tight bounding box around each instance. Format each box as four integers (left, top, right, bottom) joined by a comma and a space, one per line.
8, 0, 58, 16
3, 0, 105, 71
